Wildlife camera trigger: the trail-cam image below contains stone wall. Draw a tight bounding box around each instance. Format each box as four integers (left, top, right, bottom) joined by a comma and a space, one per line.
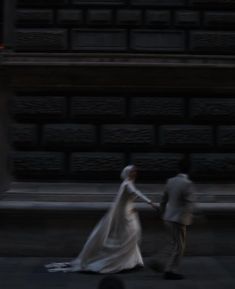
4, 0, 235, 182
0, 1, 2, 44
13, 0, 235, 54
11, 88, 235, 182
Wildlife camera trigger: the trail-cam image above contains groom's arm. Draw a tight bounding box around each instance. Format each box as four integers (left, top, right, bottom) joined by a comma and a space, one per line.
159, 185, 169, 216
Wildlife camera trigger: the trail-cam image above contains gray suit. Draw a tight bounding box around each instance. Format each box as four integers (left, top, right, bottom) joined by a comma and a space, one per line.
160, 174, 195, 273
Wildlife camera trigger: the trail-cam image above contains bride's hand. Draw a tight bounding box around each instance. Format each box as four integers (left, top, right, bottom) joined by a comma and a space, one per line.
150, 202, 159, 211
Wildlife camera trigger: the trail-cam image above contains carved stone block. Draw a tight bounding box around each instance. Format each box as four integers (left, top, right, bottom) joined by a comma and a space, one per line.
70, 152, 125, 179
18, 0, 68, 6
72, 0, 125, 5
131, 97, 184, 120
130, 30, 185, 52
117, 10, 142, 26
43, 124, 97, 148
145, 10, 171, 27
191, 0, 235, 8
131, 153, 183, 179
71, 29, 127, 51
190, 31, 235, 53
204, 12, 235, 28
13, 152, 65, 177
13, 96, 66, 120
190, 98, 235, 121
87, 10, 112, 26
175, 11, 200, 27
131, 0, 184, 6
101, 125, 155, 147
11, 124, 38, 148
16, 29, 67, 51
217, 126, 235, 148
160, 125, 214, 148
57, 10, 83, 26
17, 9, 54, 26
191, 153, 235, 179
71, 97, 126, 119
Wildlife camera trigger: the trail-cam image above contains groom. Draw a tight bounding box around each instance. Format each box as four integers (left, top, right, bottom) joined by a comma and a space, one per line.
159, 158, 195, 280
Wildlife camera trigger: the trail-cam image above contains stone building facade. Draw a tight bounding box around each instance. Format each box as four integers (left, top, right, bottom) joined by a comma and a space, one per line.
2, 0, 235, 182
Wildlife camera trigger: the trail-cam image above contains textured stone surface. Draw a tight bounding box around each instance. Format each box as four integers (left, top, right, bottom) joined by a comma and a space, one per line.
87, 10, 112, 26
160, 125, 214, 148
101, 125, 155, 147
57, 10, 83, 26
72, 0, 125, 5
204, 12, 235, 28
42, 124, 96, 148
13, 97, 66, 120
12, 0, 235, 55
17, 9, 54, 26
13, 152, 65, 177
175, 11, 200, 27
191, 0, 235, 8
11, 124, 38, 147
70, 153, 125, 179
131, 97, 184, 120
132, 0, 184, 6
190, 31, 235, 53
145, 10, 171, 27
190, 98, 235, 121
15, 29, 67, 51
71, 29, 127, 51
191, 154, 235, 179
18, 0, 68, 6
130, 30, 185, 52
217, 126, 235, 148
10, 0, 235, 55
131, 153, 183, 179
117, 10, 142, 26
71, 96, 125, 119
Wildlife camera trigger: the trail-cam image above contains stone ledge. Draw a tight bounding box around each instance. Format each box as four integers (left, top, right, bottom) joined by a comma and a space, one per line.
3, 182, 235, 203
2, 53, 235, 93
0, 201, 235, 215
3, 52, 235, 67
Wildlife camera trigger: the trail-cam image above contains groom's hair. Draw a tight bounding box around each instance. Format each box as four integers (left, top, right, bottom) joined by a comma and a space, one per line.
98, 276, 125, 289
179, 157, 190, 174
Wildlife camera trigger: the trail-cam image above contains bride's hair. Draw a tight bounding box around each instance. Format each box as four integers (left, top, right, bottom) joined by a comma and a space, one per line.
120, 165, 135, 180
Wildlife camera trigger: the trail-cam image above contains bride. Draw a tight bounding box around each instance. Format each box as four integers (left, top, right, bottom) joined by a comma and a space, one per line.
46, 165, 157, 273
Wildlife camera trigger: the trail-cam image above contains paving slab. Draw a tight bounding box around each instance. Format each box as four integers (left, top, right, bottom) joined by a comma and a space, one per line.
0, 257, 234, 289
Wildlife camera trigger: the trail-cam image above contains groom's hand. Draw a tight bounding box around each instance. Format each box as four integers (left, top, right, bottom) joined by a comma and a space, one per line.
150, 202, 159, 212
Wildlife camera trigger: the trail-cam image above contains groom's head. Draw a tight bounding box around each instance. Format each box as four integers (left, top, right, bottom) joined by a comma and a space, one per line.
178, 157, 190, 175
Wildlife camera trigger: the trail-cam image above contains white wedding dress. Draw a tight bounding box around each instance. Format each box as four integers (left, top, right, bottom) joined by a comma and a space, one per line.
46, 180, 152, 273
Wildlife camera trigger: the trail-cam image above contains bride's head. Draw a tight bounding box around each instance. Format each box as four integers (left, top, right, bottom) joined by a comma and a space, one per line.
120, 165, 137, 181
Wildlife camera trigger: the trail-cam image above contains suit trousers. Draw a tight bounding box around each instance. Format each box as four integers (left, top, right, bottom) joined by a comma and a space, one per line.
164, 221, 186, 273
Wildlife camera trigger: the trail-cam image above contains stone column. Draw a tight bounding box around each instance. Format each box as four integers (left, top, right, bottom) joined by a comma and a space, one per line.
3, 0, 16, 51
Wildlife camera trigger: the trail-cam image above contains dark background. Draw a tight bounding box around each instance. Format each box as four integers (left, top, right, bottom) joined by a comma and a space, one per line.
3, 0, 235, 182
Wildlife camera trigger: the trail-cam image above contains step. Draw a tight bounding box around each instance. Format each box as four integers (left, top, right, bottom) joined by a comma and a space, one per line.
0, 182, 235, 257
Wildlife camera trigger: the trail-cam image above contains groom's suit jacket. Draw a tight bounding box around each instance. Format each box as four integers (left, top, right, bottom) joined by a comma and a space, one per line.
160, 174, 195, 226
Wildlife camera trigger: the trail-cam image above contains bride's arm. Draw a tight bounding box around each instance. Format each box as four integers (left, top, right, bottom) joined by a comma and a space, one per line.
126, 181, 156, 207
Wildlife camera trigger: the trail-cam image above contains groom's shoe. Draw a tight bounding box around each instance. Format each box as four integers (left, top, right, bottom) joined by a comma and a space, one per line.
163, 271, 184, 280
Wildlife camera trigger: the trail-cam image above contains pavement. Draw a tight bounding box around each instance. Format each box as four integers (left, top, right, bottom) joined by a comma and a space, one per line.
0, 256, 234, 289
